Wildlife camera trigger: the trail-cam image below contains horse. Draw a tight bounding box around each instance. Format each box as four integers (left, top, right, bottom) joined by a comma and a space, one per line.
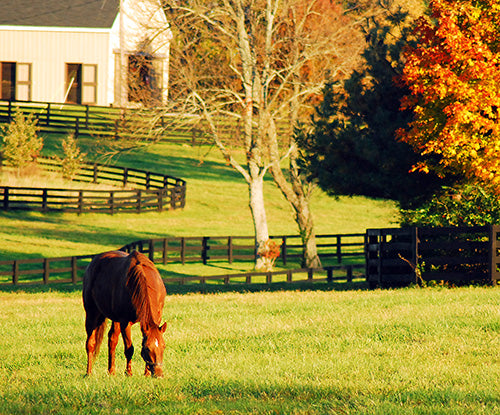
83, 250, 167, 377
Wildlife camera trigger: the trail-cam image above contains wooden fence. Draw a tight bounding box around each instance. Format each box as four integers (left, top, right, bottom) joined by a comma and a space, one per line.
0, 100, 290, 145
366, 225, 500, 288
0, 233, 366, 286
119, 233, 365, 266
0, 158, 186, 214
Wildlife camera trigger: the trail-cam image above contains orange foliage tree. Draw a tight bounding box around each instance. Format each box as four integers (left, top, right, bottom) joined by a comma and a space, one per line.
398, 0, 500, 192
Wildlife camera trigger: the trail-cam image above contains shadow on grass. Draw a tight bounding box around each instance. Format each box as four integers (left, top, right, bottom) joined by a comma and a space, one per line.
0, 279, 369, 295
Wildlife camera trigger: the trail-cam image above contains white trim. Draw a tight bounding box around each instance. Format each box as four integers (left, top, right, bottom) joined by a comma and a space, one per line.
0, 25, 113, 33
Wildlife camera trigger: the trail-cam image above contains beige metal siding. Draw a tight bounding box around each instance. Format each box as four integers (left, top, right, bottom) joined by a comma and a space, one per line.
0, 28, 111, 105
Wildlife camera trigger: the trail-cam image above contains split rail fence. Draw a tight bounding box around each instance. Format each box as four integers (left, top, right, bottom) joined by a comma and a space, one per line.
0, 158, 186, 214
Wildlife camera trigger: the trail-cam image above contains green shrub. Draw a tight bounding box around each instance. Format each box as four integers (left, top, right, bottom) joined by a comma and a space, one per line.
0, 111, 43, 173
61, 133, 86, 180
400, 184, 500, 227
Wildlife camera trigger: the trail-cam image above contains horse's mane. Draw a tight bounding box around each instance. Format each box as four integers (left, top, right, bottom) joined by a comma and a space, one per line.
125, 252, 163, 328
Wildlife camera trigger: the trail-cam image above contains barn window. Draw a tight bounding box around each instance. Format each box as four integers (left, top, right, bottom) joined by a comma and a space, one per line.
65, 63, 97, 105
1, 62, 16, 101
16, 63, 32, 101
0, 62, 32, 102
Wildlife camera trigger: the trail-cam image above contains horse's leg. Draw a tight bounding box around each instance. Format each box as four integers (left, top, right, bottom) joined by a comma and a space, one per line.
120, 322, 134, 376
107, 322, 120, 375
85, 312, 106, 376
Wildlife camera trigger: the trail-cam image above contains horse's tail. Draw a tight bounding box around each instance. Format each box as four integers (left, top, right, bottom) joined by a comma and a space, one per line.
93, 320, 107, 359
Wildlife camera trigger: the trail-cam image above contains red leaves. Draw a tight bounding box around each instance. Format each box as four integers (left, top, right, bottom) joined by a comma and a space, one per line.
399, 0, 500, 192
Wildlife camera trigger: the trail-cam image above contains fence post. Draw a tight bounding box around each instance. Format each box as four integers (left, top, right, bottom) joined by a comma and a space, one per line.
71, 257, 78, 284
326, 267, 333, 283
46, 103, 51, 126
308, 268, 314, 282
337, 235, 342, 263
13, 260, 19, 285
3, 187, 9, 209
202, 237, 209, 265
181, 237, 186, 265
148, 239, 155, 262
85, 105, 90, 128
123, 168, 128, 187
75, 118, 79, 138
42, 189, 48, 212
347, 265, 353, 283
43, 258, 49, 284
163, 238, 168, 265
281, 236, 287, 266
136, 190, 142, 213
78, 191, 84, 214
157, 190, 163, 212
7, 100, 12, 121
93, 164, 98, 183
488, 225, 500, 285
109, 191, 115, 215
228, 236, 233, 264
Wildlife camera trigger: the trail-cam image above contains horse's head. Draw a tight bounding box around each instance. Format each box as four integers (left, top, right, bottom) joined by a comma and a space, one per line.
141, 323, 167, 377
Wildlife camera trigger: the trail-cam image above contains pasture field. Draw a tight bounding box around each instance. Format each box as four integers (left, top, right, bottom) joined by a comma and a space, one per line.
0, 286, 499, 414
0, 135, 399, 268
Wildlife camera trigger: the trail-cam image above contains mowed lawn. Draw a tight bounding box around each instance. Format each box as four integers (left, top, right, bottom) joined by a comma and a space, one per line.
0, 286, 499, 415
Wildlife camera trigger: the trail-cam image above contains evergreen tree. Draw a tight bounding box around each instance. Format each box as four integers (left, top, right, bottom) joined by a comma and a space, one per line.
297, 11, 444, 208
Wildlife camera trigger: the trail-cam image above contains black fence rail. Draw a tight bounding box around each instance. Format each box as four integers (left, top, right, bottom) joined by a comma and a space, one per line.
119, 234, 366, 267
0, 158, 186, 214
0, 100, 290, 146
164, 265, 364, 286
0, 255, 94, 285
366, 225, 500, 287
0, 233, 366, 286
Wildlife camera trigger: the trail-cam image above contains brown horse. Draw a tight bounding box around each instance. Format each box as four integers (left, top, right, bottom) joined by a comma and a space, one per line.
83, 250, 167, 377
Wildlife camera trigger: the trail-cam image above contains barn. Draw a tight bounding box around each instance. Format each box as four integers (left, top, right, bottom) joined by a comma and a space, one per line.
0, 0, 172, 107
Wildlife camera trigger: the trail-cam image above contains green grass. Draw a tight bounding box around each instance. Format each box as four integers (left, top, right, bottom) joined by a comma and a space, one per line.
0, 286, 498, 414
0, 134, 399, 264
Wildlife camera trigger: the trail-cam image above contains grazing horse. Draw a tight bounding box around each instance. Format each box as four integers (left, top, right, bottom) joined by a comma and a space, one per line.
83, 250, 167, 377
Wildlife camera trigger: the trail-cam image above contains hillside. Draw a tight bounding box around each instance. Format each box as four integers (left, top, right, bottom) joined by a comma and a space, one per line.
0, 134, 400, 262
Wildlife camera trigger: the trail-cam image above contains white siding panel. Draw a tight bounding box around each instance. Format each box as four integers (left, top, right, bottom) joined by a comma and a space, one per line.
0, 29, 111, 105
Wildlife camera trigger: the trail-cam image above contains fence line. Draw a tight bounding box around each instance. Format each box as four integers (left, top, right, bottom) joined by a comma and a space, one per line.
0, 158, 186, 214
365, 225, 500, 287
0, 100, 290, 145
119, 234, 366, 267
0, 233, 366, 286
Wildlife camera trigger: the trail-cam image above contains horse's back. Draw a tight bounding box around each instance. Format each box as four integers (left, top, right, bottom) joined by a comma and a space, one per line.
83, 251, 134, 320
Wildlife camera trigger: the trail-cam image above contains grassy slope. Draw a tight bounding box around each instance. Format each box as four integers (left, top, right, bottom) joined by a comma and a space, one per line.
0, 134, 399, 261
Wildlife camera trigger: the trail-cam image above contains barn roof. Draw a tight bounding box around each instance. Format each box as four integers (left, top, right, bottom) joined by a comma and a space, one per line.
0, 0, 120, 29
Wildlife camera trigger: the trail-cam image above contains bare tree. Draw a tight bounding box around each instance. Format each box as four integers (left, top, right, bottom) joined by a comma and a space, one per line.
161, 0, 375, 268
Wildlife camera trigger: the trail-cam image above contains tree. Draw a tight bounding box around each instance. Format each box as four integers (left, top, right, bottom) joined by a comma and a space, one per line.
61, 133, 86, 180
163, 0, 371, 267
0, 111, 42, 175
297, 2, 443, 209
398, 0, 500, 193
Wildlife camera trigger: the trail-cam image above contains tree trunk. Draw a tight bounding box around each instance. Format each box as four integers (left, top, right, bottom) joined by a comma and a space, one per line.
248, 173, 270, 270
266, 114, 321, 268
